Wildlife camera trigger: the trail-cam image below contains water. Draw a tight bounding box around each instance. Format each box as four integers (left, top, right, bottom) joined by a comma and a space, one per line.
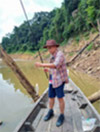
0, 60, 48, 132
69, 68, 100, 114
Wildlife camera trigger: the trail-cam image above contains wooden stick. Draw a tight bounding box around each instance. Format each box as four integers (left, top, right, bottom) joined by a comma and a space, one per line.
88, 90, 100, 103
67, 34, 99, 66
0, 46, 39, 102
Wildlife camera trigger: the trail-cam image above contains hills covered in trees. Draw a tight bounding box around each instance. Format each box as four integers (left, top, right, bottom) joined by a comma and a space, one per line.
1, 0, 100, 53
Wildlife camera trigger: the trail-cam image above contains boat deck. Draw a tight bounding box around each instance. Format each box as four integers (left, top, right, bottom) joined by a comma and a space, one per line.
34, 94, 83, 132
14, 79, 100, 132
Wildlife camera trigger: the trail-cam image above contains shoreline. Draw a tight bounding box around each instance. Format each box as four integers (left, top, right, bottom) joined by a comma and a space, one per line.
9, 51, 100, 82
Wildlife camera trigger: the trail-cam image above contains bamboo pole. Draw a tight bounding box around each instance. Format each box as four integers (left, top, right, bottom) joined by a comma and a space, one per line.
0, 46, 39, 102
67, 34, 99, 66
19, 0, 48, 79
88, 90, 100, 103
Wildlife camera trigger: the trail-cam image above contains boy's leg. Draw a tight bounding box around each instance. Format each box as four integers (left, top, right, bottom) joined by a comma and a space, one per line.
44, 98, 55, 121
44, 85, 56, 121
56, 98, 65, 127
49, 98, 55, 109
55, 82, 65, 127
48, 84, 56, 109
58, 97, 65, 114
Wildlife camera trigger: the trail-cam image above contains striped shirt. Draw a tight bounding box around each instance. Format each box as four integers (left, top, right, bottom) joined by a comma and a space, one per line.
49, 50, 69, 88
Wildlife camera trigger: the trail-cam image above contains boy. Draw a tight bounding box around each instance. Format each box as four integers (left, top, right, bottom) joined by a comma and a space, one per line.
35, 39, 69, 127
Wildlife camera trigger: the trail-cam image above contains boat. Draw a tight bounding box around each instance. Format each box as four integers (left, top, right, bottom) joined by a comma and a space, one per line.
14, 79, 100, 132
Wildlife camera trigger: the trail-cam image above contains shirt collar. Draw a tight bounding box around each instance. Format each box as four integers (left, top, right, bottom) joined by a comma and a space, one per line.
52, 49, 58, 58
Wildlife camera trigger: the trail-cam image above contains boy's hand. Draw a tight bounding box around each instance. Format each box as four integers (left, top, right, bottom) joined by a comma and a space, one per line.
65, 79, 69, 84
35, 62, 42, 67
44, 68, 49, 72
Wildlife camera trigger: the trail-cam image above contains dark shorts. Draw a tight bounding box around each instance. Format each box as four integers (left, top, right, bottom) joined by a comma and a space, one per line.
48, 82, 65, 98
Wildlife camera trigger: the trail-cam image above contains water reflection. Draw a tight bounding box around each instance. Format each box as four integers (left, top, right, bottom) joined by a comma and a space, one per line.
0, 61, 48, 96
0, 72, 33, 132
0, 60, 48, 132
0, 65, 29, 96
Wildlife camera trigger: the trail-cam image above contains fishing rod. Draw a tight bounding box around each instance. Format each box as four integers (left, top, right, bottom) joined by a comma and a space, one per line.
19, 0, 48, 79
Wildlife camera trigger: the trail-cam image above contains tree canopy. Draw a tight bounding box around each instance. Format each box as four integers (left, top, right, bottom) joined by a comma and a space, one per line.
1, 0, 100, 53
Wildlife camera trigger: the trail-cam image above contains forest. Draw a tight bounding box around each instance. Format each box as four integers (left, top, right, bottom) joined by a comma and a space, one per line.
1, 0, 100, 53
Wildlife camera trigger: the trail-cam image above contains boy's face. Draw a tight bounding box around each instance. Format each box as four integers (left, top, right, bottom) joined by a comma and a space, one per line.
47, 46, 57, 55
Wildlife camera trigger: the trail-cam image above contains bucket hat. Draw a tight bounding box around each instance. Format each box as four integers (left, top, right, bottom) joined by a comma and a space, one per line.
43, 40, 59, 48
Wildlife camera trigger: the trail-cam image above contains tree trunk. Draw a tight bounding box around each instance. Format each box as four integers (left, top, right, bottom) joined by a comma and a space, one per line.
88, 90, 100, 103
0, 46, 39, 102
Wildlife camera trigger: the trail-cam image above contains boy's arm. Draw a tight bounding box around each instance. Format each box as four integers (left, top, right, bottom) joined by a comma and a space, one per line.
35, 62, 56, 68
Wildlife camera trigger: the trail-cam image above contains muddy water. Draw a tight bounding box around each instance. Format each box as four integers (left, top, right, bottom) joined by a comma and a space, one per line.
69, 68, 100, 113
0, 60, 100, 132
0, 60, 48, 132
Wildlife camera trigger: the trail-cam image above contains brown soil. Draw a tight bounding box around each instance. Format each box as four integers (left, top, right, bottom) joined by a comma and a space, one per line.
64, 33, 100, 81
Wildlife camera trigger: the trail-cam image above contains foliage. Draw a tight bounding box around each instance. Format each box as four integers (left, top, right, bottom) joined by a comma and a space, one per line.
69, 52, 74, 56
1, 0, 100, 53
75, 36, 80, 43
86, 42, 94, 51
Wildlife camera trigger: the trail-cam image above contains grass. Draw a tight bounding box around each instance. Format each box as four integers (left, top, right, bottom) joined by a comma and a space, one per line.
9, 50, 37, 55
91, 28, 97, 33
86, 42, 94, 51
61, 40, 68, 46
69, 52, 74, 56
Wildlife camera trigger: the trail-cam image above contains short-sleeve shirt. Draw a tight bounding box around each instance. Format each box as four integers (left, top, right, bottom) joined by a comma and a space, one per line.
49, 50, 69, 88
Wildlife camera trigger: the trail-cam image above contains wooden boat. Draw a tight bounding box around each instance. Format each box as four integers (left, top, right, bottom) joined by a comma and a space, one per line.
14, 79, 100, 132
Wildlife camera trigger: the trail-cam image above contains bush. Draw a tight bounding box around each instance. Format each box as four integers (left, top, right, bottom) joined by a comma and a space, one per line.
7, 47, 12, 53
75, 36, 80, 43
83, 31, 90, 37
91, 28, 97, 33
20, 44, 28, 52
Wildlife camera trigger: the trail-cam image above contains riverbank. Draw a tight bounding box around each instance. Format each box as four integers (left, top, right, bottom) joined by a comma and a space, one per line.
10, 32, 100, 81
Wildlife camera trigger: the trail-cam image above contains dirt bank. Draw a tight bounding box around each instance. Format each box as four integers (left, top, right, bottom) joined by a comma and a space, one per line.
64, 33, 100, 81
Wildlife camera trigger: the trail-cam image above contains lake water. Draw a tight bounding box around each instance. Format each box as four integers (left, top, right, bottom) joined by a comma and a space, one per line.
0, 60, 48, 132
0, 60, 100, 132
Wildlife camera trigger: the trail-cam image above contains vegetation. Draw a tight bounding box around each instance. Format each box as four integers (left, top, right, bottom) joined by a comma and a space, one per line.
1, 0, 100, 53
86, 42, 94, 51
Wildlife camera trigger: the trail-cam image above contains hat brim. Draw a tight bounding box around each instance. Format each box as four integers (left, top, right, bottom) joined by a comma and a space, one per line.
43, 44, 59, 48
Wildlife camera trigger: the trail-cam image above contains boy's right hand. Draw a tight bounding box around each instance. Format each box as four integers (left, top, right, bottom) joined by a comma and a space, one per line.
44, 68, 49, 72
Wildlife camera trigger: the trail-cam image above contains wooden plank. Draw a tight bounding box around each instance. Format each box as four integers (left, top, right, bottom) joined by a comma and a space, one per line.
64, 83, 74, 94
74, 92, 97, 119
70, 79, 100, 122
32, 109, 45, 129
93, 126, 100, 132
76, 93, 88, 109
62, 94, 74, 132
69, 94, 83, 132
35, 108, 52, 132
50, 98, 63, 132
